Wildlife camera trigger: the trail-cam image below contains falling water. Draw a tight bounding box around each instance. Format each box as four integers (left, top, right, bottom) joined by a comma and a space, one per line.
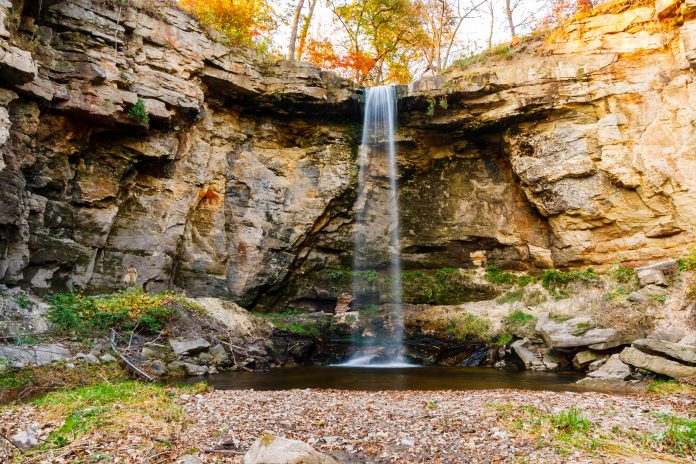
343, 85, 408, 367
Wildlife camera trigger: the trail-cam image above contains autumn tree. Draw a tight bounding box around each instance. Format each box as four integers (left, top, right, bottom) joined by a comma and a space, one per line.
312, 0, 421, 85
180, 0, 276, 48
411, 0, 486, 74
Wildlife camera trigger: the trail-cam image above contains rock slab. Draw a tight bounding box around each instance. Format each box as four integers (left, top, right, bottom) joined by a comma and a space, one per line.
243, 434, 336, 464
620, 347, 696, 380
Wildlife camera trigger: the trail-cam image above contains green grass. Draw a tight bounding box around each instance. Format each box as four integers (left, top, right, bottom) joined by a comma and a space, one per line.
446, 313, 491, 342
552, 407, 591, 433
46, 289, 188, 337
496, 288, 524, 305
0, 363, 129, 403
611, 264, 636, 284
648, 379, 696, 396
505, 309, 536, 327
484, 265, 518, 285
454, 43, 517, 68
256, 309, 335, 337
650, 414, 696, 456
16, 293, 30, 309
540, 268, 597, 298
10, 380, 206, 460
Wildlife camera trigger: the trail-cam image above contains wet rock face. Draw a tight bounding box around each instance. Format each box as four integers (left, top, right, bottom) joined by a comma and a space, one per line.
1, 0, 696, 305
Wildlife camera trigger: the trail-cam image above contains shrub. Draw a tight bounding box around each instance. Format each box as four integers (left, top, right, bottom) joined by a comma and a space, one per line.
611, 264, 636, 284
127, 98, 149, 126
540, 268, 597, 298
47, 289, 182, 337
446, 312, 491, 342
484, 265, 517, 285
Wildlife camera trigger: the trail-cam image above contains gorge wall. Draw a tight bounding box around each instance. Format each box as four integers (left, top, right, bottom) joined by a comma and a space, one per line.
0, 0, 695, 309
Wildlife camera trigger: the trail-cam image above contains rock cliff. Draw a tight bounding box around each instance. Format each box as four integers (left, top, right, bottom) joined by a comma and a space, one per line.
0, 0, 695, 309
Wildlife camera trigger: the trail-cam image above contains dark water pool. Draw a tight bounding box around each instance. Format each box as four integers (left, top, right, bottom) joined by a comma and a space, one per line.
170, 366, 613, 392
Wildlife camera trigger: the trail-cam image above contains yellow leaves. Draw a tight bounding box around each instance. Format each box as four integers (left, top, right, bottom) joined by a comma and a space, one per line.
180, 0, 275, 47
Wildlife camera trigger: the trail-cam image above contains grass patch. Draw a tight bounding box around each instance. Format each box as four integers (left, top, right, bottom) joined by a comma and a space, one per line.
446, 312, 491, 342
0, 362, 129, 404
10, 380, 207, 461
648, 379, 696, 396
484, 265, 518, 285
496, 288, 524, 305
46, 289, 193, 337
255, 310, 336, 337
650, 414, 696, 457
540, 268, 598, 298
497, 309, 537, 342
454, 43, 518, 68
611, 264, 636, 284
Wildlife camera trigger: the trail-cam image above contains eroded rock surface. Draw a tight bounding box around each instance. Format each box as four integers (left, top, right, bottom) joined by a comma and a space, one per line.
0, 0, 695, 309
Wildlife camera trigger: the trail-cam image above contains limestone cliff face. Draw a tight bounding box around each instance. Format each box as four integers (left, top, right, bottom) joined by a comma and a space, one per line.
405, 0, 696, 268
1, 0, 695, 309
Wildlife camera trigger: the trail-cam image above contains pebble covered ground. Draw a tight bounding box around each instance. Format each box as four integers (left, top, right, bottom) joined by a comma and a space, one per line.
176, 388, 695, 464
1, 388, 694, 463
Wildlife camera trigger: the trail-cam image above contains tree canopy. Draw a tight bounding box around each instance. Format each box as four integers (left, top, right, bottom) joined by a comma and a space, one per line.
181, 0, 603, 85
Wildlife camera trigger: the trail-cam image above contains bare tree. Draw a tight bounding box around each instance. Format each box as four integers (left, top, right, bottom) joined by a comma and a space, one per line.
504, 0, 516, 37
288, 0, 305, 60
296, 0, 318, 61
485, 0, 495, 48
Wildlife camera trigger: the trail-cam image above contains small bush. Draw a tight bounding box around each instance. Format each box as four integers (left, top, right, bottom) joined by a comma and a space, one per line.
540, 268, 597, 298
47, 289, 182, 337
611, 264, 636, 284
552, 406, 591, 433
446, 312, 491, 342
485, 265, 517, 285
127, 98, 149, 126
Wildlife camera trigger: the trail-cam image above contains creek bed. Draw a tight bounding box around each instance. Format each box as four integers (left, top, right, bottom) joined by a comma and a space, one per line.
169, 366, 623, 392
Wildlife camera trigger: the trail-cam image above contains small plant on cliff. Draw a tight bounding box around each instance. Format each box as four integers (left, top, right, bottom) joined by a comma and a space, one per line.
484, 265, 517, 285
611, 264, 636, 284
127, 98, 149, 126
540, 268, 597, 298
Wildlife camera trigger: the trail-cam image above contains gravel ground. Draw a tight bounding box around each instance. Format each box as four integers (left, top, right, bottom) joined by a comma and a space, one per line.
176, 388, 695, 464
1, 388, 694, 463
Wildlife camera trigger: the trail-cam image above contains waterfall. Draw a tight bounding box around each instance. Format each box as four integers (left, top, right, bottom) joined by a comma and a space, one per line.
343, 85, 408, 367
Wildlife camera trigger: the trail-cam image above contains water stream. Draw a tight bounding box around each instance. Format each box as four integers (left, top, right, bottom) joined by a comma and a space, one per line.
347, 85, 405, 367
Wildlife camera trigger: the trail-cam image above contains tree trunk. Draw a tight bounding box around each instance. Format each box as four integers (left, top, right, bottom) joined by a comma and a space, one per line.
505, 0, 515, 38
487, 0, 494, 48
297, 0, 318, 61
288, 0, 305, 61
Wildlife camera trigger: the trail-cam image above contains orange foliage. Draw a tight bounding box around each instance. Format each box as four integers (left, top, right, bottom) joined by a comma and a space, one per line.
179, 0, 275, 47
305, 40, 377, 83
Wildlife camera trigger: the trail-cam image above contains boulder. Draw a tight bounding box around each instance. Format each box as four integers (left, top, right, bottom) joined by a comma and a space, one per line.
586, 354, 631, 380
648, 327, 685, 343
210, 344, 230, 364
636, 269, 667, 287
150, 360, 167, 376
169, 337, 210, 355
572, 350, 606, 370
627, 291, 649, 304
536, 314, 623, 349
11, 428, 38, 450
176, 455, 203, 464
635, 259, 679, 276
243, 434, 336, 464
0, 343, 70, 367
620, 347, 696, 379
542, 350, 570, 371
632, 339, 696, 365
587, 358, 607, 372
510, 338, 544, 370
